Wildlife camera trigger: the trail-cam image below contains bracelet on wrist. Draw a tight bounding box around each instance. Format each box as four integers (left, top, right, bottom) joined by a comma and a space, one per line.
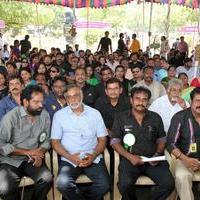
92, 150, 98, 157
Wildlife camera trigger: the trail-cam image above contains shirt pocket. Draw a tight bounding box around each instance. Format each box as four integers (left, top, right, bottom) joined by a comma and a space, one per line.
62, 127, 79, 138
80, 122, 96, 139
145, 125, 157, 142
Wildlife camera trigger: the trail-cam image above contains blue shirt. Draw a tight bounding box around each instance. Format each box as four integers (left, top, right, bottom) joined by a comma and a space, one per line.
51, 105, 108, 166
154, 69, 167, 82
0, 95, 18, 121
44, 93, 65, 120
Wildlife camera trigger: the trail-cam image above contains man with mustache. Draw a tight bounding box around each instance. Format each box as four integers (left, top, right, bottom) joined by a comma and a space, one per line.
75, 67, 97, 107
149, 79, 189, 133
51, 84, 110, 200
133, 66, 166, 104
110, 86, 174, 200
167, 87, 200, 200
0, 85, 52, 200
0, 75, 23, 121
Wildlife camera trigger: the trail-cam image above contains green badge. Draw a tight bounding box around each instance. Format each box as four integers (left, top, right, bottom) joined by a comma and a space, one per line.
123, 133, 135, 152
39, 131, 47, 143
51, 105, 56, 110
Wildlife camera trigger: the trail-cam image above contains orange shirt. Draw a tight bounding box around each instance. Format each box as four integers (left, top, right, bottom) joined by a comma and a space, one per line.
129, 39, 140, 53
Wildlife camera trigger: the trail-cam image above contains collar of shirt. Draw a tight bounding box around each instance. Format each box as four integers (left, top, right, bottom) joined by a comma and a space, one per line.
68, 104, 88, 116
102, 94, 124, 107
4, 94, 19, 107
19, 106, 27, 117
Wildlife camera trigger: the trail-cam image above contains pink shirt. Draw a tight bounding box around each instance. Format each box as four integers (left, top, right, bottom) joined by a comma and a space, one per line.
178, 41, 188, 53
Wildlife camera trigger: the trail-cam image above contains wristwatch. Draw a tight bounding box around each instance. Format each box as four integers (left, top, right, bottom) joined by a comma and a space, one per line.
92, 150, 98, 157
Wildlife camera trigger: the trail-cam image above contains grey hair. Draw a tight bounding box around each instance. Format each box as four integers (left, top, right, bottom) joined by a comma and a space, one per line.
64, 84, 83, 98
168, 78, 183, 90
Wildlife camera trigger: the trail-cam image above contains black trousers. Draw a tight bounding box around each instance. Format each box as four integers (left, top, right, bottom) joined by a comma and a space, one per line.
0, 162, 52, 200
118, 158, 175, 200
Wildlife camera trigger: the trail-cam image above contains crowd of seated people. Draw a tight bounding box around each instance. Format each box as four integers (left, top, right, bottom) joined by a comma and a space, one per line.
0, 32, 199, 200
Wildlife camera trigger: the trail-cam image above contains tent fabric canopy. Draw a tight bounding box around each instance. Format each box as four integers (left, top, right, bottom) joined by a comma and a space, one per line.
14, 0, 133, 8
13, 0, 200, 8
145, 0, 199, 9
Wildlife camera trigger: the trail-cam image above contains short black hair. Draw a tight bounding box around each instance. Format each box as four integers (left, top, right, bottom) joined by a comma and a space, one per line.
130, 52, 139, 58
19, 67, 31, 75
184, 57, 192, 64
130, 86, 151, 100
100, 66, 112, 75
190, 87, 200, 101
178, 72, 188, 78
56, 52, 64, 57
52, 76, 66, 86
143, 66, 154, 73
6, 62, 17, 69
8, 75, 23, 84
131, 63, 142, 70
115, 65, 125, 72
167, 65, 176, 71
106, 77, 122, 88
119, 33, 124, 38
21, 85, 44, 105
34, 72, 46, 79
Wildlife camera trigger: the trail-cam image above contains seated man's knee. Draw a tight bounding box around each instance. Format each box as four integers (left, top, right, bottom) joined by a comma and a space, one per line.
0, 182, 12, 197
118, 177, 134, 194
97, 178, 110, 195
56, 172, 75, 193
175, 170, 193, 184
37, 170, 53, 184
0, 169, 18, 197
161, 175, 175, 192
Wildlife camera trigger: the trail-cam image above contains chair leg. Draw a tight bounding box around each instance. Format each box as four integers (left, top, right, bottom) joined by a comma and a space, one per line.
166, 189, 178, 200
104, 192, 110, 200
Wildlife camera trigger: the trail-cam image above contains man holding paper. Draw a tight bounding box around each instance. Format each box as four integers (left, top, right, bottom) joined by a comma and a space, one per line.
110, 86, 174, 200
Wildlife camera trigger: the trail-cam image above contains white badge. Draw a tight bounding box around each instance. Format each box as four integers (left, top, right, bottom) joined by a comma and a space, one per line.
123, 133, 135, 147
39, 132, 47, 143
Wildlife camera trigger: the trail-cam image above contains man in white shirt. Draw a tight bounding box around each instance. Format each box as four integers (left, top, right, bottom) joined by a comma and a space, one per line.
106, 53, 119, 72
149, 78, 189, 133
176, 58, 200, 82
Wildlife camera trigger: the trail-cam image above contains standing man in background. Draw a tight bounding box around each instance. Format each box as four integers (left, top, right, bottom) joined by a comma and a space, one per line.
20, 35, 31, 57
97, 31, 112, 54
129, 34, 140, 53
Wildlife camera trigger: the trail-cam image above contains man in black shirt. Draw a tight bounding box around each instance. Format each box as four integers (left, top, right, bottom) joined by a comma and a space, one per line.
20, 35, 31, 56
117, 33, 127, 55
75, 68, 97, 107
111, 86, 174, 200
167, 87, 200, 200
95, 78, 130, 200
95, 77, 130, 130
97, 31, 112, 54
95, 66, 113, 98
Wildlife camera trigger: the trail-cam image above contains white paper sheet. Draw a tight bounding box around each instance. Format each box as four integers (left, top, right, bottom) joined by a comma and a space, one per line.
140, 156, 166, 162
